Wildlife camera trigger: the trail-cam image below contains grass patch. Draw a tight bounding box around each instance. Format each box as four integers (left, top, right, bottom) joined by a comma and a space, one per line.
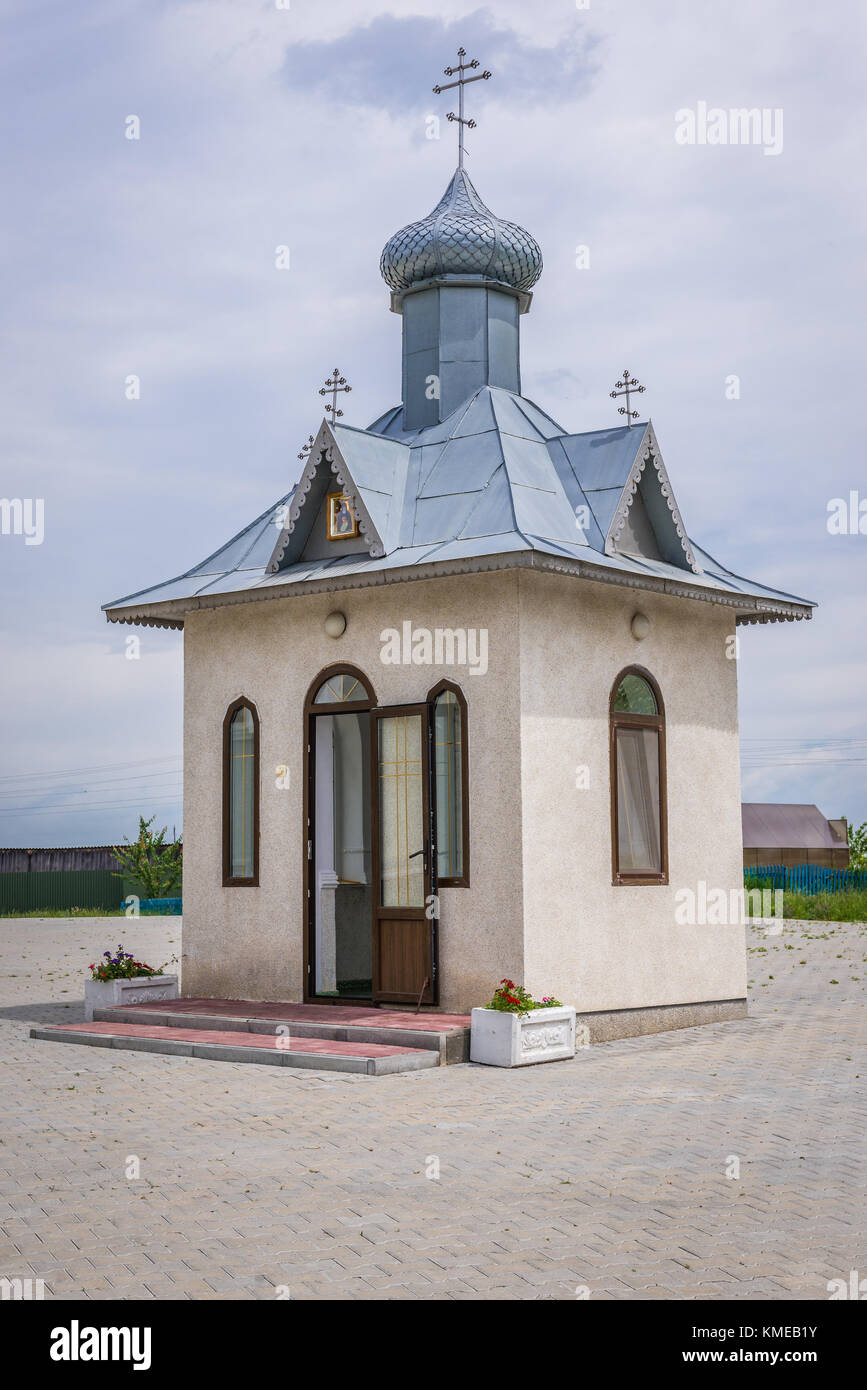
776, 890, 867, 922
0, 907, 130, 919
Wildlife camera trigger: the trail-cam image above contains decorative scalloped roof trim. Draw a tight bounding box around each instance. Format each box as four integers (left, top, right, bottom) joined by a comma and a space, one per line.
107, 614, 184, 630
265, 422, 385, 574
104, 548, 813, 632
606, 423, 700, 575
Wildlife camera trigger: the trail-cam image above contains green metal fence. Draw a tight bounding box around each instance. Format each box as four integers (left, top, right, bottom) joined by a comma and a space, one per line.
0, 870, 163, 914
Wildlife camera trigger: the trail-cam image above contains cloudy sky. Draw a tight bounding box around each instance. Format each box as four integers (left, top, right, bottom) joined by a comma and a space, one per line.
1, 0, 865, 848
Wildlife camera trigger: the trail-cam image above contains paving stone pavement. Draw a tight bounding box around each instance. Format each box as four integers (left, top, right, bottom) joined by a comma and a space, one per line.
0, 916, 864, 1301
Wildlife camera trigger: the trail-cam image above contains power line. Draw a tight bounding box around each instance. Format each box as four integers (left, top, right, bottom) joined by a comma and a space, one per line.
741, 747, 867, 753
0, 754, 181, 785
741, 759, 867, 768
741, 741, 867, 749
740, 736, 867, 769
0, 772, 183, 802
0, 796, 183, 819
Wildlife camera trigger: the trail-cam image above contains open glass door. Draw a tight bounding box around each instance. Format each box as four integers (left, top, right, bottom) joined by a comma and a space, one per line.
371, 705, 438, 1005
311, 709, 372, 997
305, 668, 376, 1002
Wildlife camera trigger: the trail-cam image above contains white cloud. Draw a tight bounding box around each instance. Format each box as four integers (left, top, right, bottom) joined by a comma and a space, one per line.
1, 0, 865, 839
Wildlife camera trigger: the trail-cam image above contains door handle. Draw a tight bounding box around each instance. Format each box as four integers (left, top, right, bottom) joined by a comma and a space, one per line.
408, 844, 428, 873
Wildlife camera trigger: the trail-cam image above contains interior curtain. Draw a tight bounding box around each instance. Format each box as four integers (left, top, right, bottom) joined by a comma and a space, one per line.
616, 726, 660, 873
378, 714, 424, 908
434, 693, 462, 879
230, 708, 255, 878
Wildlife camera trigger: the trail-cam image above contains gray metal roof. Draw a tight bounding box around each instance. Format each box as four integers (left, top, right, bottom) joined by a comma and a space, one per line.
742, 803, 845, 851
103, 385, 816, 629
380, 168, 543, 296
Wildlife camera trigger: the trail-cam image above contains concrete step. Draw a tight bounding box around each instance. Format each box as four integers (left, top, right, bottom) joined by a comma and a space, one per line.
90, 998, 471, 1065
29, 1021, 440, 1075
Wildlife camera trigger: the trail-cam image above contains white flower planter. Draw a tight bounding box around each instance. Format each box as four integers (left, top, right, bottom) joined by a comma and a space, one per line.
470, 1005, 577, 1067
84, 974, 179, 1021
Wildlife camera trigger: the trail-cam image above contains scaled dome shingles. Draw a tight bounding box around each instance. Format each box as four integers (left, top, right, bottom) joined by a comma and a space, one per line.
380, 168, 543, 295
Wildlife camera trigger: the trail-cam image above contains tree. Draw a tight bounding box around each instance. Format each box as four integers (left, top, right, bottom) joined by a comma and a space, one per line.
113, 816, 182, 899
847, 821, 867, 871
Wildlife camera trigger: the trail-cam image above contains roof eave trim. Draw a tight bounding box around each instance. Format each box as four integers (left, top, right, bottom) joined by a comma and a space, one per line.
102, 549, 814, 631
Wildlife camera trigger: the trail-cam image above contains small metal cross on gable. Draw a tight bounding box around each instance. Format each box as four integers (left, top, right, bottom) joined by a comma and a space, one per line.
319, 368, 352, 426
610, 369, 646, 428
297, 434, 315, 463
433, 47, 492, 169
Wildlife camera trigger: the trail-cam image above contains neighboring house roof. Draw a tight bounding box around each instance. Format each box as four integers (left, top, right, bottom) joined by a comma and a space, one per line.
103, 386, 815, 631
0, 846, 131, 872
0, 845, 124, 854
741, 803, 847, 851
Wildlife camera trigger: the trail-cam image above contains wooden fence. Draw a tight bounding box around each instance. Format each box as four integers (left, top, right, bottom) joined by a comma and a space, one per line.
744, 864, 867, 894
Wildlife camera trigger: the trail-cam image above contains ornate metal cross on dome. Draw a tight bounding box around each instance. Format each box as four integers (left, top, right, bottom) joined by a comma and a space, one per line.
319, 368, 352, 426
610, 369, 646, 428
433, 47, 492, 168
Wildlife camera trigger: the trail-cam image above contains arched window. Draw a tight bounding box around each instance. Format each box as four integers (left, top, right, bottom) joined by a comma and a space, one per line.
310, 667, 373, 707
429, 680, 469, 887
223, 698, 259, 886
609, 667, 667, 885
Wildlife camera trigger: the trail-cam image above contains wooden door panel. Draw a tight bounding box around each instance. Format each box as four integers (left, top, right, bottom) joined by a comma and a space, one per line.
374, 918, 433, 1003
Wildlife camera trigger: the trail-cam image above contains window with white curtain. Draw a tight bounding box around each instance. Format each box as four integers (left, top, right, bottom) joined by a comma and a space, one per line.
610, 669, 666, 884
429, 682, 469, 887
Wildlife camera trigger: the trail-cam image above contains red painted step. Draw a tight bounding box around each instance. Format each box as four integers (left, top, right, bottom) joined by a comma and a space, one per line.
118, 997, 471, 1031
30, 1019, 442, 1074
46, 1020, 425, 1055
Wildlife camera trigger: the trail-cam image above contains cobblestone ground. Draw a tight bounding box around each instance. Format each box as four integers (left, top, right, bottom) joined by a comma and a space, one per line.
1, 916, 864, 1301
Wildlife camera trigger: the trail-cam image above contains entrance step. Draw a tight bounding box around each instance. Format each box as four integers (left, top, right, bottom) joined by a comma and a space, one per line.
29, 1020, 440, 1075
89, 998, 472, 1065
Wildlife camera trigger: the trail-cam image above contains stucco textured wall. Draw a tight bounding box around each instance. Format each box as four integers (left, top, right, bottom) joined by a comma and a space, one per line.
181, 565, 746, 1016
182, 571, 525, 1011
517, 570, 747, 1013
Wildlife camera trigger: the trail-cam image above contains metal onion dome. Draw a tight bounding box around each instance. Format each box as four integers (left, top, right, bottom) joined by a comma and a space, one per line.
380, 167, 543, 295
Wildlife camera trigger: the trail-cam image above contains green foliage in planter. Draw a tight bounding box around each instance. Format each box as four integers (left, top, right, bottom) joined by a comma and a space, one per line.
89, 944, 164, 982
486, 979, 563, 1016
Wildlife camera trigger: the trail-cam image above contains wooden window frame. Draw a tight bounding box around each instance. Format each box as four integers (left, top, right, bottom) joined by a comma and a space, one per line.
306, 662, 374, 713
222, 696, 260, 887
609, 665, 668, 887
428, 678, 470, 888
